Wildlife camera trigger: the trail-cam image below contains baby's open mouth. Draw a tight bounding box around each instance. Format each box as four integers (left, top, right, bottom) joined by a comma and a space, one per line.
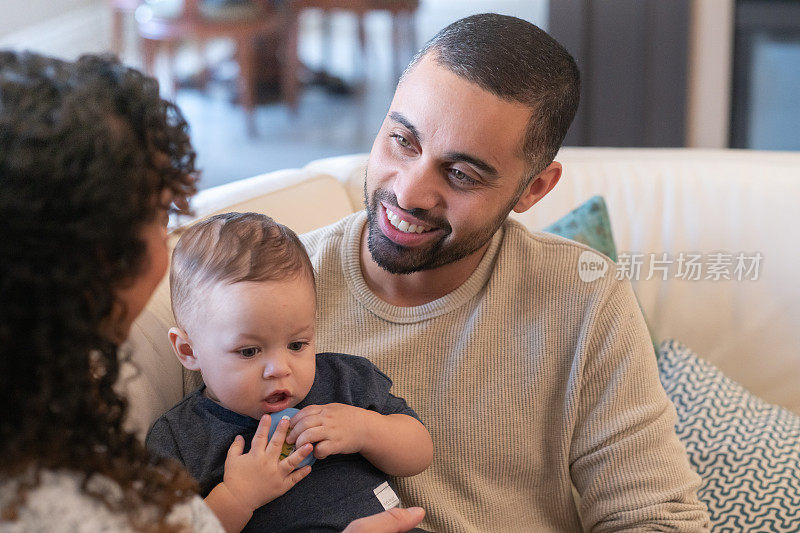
265, 391, 289, 404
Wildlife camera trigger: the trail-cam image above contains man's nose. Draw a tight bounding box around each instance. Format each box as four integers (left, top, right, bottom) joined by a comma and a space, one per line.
263, 355, 290, 379
393, 160, 440, 212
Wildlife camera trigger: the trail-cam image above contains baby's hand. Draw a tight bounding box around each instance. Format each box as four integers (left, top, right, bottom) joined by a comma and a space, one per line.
287, 403, 368, 460
222, 415, 312, 512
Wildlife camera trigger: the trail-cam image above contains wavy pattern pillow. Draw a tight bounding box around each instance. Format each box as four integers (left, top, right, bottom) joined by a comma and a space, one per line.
658, 339, 800, 531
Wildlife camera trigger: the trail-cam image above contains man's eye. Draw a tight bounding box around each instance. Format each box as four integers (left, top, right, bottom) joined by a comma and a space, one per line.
390, 133, 411, 148
449, 168, 478, 186
238, 347, 259, 358
288, 341, 308, 352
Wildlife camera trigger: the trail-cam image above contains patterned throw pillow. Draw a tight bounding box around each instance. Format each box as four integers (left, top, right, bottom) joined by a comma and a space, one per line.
658, 339, 800, 531
543, 195, 618, 261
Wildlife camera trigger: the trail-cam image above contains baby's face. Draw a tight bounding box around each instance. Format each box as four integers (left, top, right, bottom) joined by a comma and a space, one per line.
186, 275, 317, 419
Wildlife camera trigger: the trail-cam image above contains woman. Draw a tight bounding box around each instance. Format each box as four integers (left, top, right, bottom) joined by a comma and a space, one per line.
0, 51, 423, 532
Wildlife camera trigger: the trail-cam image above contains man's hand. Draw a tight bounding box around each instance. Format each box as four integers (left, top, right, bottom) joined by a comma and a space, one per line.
287, 403, 367, 459
342, 507, 426, 533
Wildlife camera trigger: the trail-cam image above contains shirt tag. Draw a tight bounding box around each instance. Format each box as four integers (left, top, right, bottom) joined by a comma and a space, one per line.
373, 481, 400, 510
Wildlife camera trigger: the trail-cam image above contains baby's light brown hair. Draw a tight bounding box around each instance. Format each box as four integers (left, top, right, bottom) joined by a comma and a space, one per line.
170, 212, 315, 330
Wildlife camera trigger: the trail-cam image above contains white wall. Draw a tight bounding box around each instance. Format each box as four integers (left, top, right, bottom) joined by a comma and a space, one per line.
0, 0, 96, 37
0, 0, 109, 59
685, 0, 735, 148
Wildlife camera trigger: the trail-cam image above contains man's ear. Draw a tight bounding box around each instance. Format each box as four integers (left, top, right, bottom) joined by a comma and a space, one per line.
513, 161, 562, 214
168, 326, 200, 371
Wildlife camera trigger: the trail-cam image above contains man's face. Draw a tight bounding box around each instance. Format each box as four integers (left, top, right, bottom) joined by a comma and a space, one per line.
363, 54, 534, 274
183, 276, 317, 420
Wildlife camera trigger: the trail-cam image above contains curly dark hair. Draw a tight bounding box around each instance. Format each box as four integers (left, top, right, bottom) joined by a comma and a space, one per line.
0, 51, 199, 529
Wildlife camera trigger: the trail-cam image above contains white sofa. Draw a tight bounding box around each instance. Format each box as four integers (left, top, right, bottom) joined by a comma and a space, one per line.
123, 147, 800, 439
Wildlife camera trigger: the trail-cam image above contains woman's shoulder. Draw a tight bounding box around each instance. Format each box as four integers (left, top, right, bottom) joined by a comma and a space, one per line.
0, 470, 132, 532
0, 469, 222, 532
168, 493, 224, 532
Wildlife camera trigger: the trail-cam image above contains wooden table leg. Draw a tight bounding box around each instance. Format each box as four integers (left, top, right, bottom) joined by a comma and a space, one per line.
236, 36, 258, 136
282, 10, 301, 113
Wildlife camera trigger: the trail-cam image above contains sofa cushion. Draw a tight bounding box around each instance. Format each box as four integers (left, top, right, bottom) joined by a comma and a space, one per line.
658, 339, 800, 530
174, 169, 354, 234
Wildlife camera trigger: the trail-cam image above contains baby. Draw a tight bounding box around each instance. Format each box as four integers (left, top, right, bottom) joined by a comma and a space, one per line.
146, 212, 433, 532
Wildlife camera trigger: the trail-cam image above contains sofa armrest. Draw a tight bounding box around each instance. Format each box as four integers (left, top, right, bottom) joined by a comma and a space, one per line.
304, 154, 368, 211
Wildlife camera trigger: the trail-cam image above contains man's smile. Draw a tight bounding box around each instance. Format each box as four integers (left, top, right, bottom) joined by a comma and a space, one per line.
384, 205, 434, 234
378, 203, 443, 247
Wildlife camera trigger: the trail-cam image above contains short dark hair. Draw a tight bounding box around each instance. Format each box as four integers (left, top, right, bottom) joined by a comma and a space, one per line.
171, 212, 315, 330
0, 51, 198, 526
405, 13, 580, 181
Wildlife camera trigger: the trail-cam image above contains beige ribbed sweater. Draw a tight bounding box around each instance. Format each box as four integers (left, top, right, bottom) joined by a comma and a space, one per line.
301, 212, 708, 533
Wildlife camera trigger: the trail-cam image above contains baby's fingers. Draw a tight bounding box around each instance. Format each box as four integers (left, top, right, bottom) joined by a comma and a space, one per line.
287, 407, 322, 444
251, 414, 272, 451
287, 464, 312, 487
265, 416, 292, 457
281, 442, 313, 472
226, 435, 245, 461
295, 426, 326, 450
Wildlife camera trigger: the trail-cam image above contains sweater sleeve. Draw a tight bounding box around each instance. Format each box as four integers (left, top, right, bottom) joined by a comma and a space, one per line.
568, 279, 709, 532
166, 495, 224, 532
0, 471, 223, 532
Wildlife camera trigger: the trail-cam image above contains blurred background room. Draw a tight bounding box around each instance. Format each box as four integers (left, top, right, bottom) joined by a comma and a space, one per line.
1, 0, 798, 189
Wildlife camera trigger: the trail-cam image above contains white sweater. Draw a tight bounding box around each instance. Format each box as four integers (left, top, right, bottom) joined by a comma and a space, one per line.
301, 212, 709, 532
0, 469, 222, 532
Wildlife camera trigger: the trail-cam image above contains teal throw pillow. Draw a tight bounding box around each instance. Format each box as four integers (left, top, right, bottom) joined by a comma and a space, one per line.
543, 195, 618, 261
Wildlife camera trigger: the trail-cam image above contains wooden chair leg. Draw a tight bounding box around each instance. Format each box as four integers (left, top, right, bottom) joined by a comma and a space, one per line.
282, 10, 301, 113
236, 37, 258, 136
141, 38, 157, 76
112, 8, 125, 58
198, 39, 212, 91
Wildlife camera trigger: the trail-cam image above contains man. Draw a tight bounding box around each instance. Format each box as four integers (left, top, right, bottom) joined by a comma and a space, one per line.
301, 13, 709, 532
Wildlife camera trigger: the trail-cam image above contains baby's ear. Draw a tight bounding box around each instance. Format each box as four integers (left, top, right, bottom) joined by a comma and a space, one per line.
168, 326, 200, 371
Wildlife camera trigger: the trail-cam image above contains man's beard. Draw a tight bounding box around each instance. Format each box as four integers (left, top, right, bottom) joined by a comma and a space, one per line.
363, 176, 513, 275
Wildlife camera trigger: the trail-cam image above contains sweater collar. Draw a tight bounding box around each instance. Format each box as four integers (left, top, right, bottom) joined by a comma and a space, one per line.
340, 211, 504, 323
